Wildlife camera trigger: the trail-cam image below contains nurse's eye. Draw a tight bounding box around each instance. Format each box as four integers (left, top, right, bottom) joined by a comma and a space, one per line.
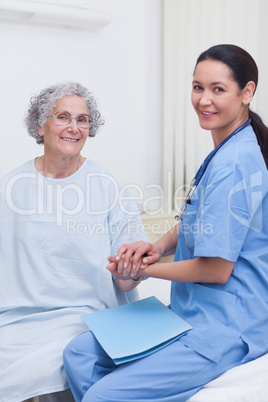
215, 87, 224, 93
192, 85, 203, 91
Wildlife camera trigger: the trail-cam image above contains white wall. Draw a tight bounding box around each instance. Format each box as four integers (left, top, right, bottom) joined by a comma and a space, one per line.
0, 0, 169, 304
0, 0, 162, 209
162, 0, 268, 211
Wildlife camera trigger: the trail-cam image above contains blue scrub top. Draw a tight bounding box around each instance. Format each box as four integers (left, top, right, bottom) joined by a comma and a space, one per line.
171, 126, 268, 363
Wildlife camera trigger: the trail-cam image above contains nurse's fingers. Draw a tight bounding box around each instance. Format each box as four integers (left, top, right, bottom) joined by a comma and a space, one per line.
131, 243, 161, 269
116, 241, 148, 269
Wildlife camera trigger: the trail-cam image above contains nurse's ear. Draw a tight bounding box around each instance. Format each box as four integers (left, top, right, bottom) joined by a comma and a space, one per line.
242, 81, 255, 105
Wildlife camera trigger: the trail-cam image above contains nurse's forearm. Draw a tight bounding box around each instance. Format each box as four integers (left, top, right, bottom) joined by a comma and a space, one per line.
141, 257, 234, 284
152, 223, 179, 258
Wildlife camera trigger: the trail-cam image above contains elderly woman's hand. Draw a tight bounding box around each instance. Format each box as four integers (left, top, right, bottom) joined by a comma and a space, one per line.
106, 257, 142, 281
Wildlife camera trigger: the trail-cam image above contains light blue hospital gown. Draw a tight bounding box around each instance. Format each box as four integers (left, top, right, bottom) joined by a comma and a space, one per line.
0, 158, 148, 402
63, 125, 268, 402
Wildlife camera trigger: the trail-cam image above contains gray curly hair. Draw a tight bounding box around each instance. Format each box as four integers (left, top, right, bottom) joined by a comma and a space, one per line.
25, 81, 104, 144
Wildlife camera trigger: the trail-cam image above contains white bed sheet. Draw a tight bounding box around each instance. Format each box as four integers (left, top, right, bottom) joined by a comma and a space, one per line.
189, 352, 268, 401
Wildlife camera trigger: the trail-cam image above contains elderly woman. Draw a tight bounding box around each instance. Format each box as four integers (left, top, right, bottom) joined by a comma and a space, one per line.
0, 82, 147, 402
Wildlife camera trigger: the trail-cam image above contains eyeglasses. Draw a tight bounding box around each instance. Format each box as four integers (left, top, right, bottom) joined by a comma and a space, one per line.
47, 112, 92, 129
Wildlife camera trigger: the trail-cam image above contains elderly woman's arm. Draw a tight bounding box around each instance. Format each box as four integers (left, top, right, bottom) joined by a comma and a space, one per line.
114, 276, 143, 292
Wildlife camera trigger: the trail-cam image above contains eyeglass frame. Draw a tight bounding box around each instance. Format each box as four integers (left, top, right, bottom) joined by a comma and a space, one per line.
47, 112, 92, 129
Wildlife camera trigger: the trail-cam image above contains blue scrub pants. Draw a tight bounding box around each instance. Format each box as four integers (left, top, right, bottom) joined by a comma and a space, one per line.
63, 331, 247, 402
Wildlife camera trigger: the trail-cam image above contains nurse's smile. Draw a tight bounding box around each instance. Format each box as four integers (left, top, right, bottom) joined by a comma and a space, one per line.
200, 111, 217, 118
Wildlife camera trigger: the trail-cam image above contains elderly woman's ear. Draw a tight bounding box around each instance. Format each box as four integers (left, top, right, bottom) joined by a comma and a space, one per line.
38, 127, 44, 137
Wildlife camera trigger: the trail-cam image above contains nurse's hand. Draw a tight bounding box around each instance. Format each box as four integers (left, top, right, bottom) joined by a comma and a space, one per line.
107, 241, 162, 278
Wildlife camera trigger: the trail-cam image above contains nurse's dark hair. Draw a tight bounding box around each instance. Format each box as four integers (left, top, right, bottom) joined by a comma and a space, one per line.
25, 81, 104, 144
195, 44, 268, 168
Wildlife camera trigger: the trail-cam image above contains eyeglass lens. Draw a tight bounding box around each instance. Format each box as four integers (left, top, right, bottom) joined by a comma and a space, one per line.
54, 113, 91, 128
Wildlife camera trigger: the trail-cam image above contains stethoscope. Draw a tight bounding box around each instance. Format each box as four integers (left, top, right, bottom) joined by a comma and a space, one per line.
175, 118, 251, 221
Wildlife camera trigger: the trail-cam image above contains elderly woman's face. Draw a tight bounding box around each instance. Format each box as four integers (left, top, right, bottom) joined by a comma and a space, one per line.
38, 95, 89, 160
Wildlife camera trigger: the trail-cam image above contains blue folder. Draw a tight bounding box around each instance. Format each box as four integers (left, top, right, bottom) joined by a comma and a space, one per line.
82, 296, 192, 364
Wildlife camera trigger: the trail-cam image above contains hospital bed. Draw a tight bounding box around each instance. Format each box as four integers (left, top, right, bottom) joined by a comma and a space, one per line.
25, 352, 268, 401
25, 278, 268, 402
25, 214, 268, 402
189, 352, 268, 401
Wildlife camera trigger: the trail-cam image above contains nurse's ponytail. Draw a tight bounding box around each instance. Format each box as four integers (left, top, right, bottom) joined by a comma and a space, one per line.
195, 44, 268, 168
248, 109, 268, 168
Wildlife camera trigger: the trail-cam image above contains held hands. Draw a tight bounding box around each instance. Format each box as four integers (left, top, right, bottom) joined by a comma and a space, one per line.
107, 241, 162, 280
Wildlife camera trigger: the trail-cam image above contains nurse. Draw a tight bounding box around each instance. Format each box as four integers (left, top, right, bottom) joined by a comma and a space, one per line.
63, 45, 268, 401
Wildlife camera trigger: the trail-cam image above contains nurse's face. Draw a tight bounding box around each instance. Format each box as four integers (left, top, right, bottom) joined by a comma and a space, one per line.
191, 60, 250, 145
